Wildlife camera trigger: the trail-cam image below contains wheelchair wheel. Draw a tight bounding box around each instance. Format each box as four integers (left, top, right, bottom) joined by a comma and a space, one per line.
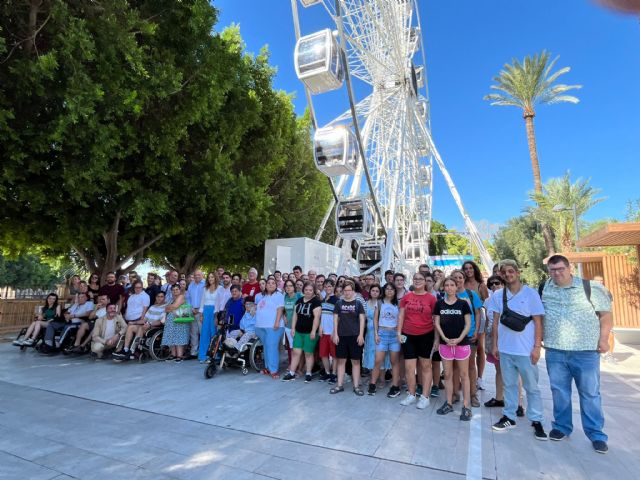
242, 367, 249, 375
204, 363, 217, 379
149, 329, 171, 361
249, 339, 265, 372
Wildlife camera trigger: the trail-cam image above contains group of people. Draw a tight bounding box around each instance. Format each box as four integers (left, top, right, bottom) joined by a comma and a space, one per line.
13, 255, 613, 454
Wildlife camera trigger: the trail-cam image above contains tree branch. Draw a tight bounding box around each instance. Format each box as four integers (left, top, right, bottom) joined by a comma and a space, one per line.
113, 233, 164, 272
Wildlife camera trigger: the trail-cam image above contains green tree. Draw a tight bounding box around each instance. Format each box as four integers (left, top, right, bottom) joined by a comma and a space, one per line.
429, 220, 471, 256
493, 215, 547, 285
0, 253, 64, 290
529, 172, 604, 252
484, 51, 581, 255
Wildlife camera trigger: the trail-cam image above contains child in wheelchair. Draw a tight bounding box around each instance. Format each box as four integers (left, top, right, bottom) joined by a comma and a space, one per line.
223, 301, 257, 353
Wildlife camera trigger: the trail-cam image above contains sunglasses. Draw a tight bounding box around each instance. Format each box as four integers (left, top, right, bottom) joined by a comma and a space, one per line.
489, 281, 502, 287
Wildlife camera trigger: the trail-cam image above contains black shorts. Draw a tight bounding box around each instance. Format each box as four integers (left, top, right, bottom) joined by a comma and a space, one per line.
401, 331, 435, 360
431, 349, 442, 362
336, 335, 363, 360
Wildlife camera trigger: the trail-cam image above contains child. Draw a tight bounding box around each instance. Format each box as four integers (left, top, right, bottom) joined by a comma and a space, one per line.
225, 302, 257, 352
319, 280, 338, 383
434, 277, 472, 421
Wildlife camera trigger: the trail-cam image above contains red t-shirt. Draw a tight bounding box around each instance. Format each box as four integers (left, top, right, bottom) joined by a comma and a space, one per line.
400, 291, 437, 335
242, 282, 260, 302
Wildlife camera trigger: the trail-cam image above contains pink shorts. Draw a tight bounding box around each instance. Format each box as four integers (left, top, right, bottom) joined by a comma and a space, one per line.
486, 353, 499, 365
439, 344, 471, 361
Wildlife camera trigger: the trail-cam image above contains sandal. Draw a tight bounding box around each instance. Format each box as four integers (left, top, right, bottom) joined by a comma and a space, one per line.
270, 373, 280, 380
261, 368, 270, 375
353, 387, 364, 396
330, 386, 345, 394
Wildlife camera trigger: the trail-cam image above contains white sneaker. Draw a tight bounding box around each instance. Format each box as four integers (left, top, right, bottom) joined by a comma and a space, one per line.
416, 395, 429, 409
12, 339, 23, 346
476, 377, 484, 390
400, 393, 417, 406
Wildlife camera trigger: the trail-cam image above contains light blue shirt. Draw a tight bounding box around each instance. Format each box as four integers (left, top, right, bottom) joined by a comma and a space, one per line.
240, 311, 256, 334
186, 280, 205, 312
457, 289, 482, 337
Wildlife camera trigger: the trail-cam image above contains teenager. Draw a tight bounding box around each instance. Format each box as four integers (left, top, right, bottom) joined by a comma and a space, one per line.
463, 260, 489, 392
363, 284, 382, 375
14, 293, 61, 347
370, 283, 401, 397
434, 277, 472, 421
283, 279, 302, 367
319, 279, 338, 383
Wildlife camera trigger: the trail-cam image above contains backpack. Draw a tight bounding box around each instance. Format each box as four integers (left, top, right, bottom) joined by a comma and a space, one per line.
538, 278, 592, 306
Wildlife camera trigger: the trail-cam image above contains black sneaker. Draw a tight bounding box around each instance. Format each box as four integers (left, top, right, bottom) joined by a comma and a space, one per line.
281, 372, 296, 382
368, 383, 376, 396
112, 350, 125, 359
484, 398, 505, 408
328, 374, 337, 385
549, 429, 566, 441
387, 385, 401, 398
532, 422, 548, 441
438, 380, 445, 390
460, 407, 472, 422
304, 373, 312, 383
430, 386, 439, 398
318, 372, 330, 382
385, 370, 392, 382
492, 416, 516, 431
516, 405, 525, 417
592, 440, 608, 454
416, 384, 423, 396
437, 402, 454, 415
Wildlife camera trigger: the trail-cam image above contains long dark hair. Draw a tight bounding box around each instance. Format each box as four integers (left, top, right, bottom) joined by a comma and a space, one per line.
43, 293, 59, 311
382, 283, 398, 305
462, 261, 484, 285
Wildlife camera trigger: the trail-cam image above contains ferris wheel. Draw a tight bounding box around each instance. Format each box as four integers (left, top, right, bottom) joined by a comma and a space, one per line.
291, 0, 494, 274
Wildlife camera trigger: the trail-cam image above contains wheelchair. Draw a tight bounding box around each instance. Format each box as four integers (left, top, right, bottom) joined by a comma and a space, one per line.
203, 321, 265, 379
13, 326, 45, 351
129, 326, 171, 362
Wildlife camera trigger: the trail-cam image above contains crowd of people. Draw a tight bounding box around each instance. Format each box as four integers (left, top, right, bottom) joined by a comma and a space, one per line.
12, 255, 613, 454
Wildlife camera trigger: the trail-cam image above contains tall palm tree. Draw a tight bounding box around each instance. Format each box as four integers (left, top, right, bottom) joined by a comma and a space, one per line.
484, 51, 581, 254
528, 172, 604, 252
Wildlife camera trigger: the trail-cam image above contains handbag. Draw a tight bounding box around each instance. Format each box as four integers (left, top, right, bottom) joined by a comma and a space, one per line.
174, 303, 195, 323
499, 288, 532, 332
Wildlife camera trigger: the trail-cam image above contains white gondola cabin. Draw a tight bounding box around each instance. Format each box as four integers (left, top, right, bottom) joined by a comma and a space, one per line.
335, 198, 375, 239
300, 0, 322, 7
314, 126, 358, 176
415, 66, 425, 89
357, 243, 384, 273
294, 29, 344, 95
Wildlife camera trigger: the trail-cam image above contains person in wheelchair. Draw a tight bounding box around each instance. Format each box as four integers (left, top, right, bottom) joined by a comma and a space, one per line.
91, 304, 127, 359
113, 291, 167, 361
40, 292, 94, 354
224, 301, 257, 353
14, 293, 61, 347
67, 294, 109, 354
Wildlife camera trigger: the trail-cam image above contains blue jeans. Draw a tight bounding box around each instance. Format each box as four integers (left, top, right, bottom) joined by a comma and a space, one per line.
545, 348, 607, 442
198, 305, 216, 361
255, 327, 284, 374
500, 352, 544, 422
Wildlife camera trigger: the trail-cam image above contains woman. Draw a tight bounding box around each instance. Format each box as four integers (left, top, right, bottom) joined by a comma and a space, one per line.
259, 278, 267, 296
283, 279, 302, 367
66, 275, 81, 303
434, 277, 472, 421
295, 279, 304, 294
255, 278, 285, 379
397, 272, 437, 409
178, 279, 188, 294
369, 283, 401, 397
462, 260, 489, 391
199, 271, 220, 362
363, 284, 381, 374
14, 293, 61, 346
87, 274, 100, 302
282, 282, 322, 382
161, 284, 190, 362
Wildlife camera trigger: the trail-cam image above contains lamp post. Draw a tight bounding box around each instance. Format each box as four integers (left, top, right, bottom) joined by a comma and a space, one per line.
553, 203, 582, 277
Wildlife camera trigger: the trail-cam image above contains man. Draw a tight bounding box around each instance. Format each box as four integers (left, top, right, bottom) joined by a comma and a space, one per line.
292, 265, 303, 280
121, 280, 150, 352
242, 268, 260, 302
328, 273, 338, 283
186, 270, 206, 358
69, 293, 109, 353
384, 270, 394, 285
541, 255, 612, 454
315, 274, 326, 298
418, 263, 431, 277
41, 292, 94, 354
161, 270, 179, 304
98, 272, 125, 311
490, 260, 547, 441
145, 273, 161, 305
216, 266, 225, 282
274, 270, 284, 291
114, 291, 167, 361
224, 285, 245, 331
91, 304, 127, 359
308, 270, 317, 284
215, 271, 233, 317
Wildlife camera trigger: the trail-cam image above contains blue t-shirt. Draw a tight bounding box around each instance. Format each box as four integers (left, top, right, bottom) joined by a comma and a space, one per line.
224, 298, 245, 330
457, 289, 482, 337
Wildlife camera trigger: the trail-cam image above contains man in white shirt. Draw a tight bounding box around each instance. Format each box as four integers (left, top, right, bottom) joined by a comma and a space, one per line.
41, 292, 94, 354
490, 259, 547, 441
113, 281, 150, 359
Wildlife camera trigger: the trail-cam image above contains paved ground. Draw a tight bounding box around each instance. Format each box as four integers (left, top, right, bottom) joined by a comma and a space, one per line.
0, 338, 639, 480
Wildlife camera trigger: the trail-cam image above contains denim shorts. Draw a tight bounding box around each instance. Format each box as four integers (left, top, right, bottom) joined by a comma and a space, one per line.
376, 328, 400, 352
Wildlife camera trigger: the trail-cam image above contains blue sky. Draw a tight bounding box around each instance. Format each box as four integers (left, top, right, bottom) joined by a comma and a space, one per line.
214, 0, 640, 232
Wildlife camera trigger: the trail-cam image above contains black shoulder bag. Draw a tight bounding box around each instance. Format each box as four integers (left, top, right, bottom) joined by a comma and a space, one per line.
500, 287, 532, 332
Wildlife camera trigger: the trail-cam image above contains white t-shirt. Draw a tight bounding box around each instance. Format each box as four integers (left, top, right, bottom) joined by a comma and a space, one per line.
492, 286, 545, 356
200, 288, 218, 309
254, 292, 285, 329
125, 291, 150, 321
104, 318, 116, 339
378, 302, 399, 328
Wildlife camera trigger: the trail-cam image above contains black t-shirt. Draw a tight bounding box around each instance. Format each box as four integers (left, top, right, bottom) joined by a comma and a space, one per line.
335, 298, 365, 337
98, 283, 125, 305
434, 298, 471, 345
294, 296, 322, 334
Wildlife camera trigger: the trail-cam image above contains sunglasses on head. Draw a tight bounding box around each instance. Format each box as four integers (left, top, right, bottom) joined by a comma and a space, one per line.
489, 281, 502, 287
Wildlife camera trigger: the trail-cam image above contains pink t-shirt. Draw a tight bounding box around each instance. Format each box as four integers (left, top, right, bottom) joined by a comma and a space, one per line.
400, 292, 437, 335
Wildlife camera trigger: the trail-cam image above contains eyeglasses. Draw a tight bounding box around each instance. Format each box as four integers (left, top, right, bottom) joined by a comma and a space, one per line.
488, 281, 502, 287
549, 267, 567, 273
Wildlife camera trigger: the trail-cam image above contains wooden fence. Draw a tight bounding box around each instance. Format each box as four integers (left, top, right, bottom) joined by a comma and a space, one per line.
0, 299, 42, 334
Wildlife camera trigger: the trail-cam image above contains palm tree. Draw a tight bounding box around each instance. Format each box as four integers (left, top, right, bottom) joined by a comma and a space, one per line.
484, 50, 581, 254
529, 172, 604, 252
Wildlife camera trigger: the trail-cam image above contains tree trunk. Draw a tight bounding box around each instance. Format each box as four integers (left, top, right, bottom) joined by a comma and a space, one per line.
524, 112, 556, 255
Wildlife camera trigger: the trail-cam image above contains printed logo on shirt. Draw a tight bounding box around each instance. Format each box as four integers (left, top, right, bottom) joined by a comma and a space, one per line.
439, 308, 463, 315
